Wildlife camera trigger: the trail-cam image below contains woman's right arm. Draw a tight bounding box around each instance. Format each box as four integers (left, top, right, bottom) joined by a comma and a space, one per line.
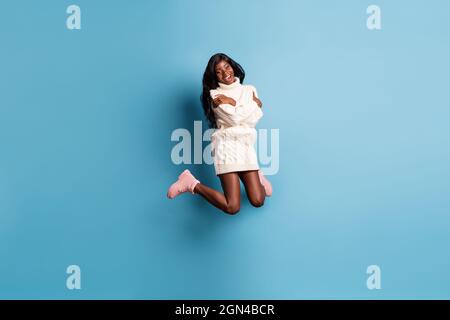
210, 92, 258, 126
212, 94, 236, 107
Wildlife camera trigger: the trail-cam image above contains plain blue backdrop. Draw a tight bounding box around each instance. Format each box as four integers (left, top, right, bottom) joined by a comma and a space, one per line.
1, 0, 449, 299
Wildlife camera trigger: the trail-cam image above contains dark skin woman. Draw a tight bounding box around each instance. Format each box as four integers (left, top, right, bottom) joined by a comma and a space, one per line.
194, 53, 266, 214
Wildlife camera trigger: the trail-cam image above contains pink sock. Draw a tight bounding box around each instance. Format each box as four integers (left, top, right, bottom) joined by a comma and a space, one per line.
258, 170, 272, 197
167, 169, 200, 199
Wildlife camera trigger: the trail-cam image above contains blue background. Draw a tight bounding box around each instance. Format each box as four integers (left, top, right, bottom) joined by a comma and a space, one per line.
1, 0, 449, 299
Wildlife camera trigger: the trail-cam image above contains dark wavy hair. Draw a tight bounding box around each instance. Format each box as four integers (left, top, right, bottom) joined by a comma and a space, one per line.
200, 53, 245, 129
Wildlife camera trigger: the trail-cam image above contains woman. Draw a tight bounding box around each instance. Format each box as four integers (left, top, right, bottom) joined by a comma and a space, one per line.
167, 53, 272, 215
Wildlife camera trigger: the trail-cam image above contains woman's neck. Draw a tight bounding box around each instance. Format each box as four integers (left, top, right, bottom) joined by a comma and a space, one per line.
218, 77, 240, 89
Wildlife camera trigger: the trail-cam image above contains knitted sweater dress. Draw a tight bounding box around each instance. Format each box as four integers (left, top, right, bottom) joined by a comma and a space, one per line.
209, 77, 263, 175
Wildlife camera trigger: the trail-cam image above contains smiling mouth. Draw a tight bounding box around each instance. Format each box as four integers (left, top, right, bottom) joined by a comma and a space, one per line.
224, 75, 233, 81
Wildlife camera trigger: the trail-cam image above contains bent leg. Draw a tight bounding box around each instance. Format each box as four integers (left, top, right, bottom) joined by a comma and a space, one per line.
238, 170, 266, 207
193, 172, 241, 214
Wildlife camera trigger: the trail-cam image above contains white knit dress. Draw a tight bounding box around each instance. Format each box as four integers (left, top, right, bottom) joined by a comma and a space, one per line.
209, 77, 263, 175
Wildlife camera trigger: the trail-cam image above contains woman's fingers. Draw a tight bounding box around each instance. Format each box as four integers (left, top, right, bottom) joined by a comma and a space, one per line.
214, 94, 226, 100
213, 94, 236, 106
252, 92, 258, 102
252, 92, 262, 107
213, 95, 224, 103
212, 97, 222, 106
216, 93, 260, 107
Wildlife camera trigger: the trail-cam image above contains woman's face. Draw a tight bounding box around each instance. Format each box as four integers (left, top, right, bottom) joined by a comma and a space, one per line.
215, 60, 235, 85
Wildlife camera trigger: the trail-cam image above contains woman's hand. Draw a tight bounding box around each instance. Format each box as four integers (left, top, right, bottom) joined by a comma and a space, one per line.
253, 91, 262, 108
213, 94, 236, 107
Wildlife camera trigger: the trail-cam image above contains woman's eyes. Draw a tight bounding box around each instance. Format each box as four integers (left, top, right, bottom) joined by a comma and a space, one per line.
216, 66, 231, 74
215, 65, 230, 75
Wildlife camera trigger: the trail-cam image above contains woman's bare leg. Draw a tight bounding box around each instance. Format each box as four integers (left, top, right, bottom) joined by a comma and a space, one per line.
238, 170, 266, 207
193, 172, 241, 214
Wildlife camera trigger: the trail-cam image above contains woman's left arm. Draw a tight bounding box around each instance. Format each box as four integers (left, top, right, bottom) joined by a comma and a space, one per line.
250, 86, 262, 108
252, 91, 262, 108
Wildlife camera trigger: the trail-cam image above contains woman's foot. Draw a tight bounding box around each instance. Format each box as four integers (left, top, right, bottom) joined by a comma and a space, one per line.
167, 169, 200, 199
258, 170, 272, 197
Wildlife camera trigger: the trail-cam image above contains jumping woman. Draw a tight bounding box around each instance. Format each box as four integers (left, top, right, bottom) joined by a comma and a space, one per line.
167, 53, 272, 214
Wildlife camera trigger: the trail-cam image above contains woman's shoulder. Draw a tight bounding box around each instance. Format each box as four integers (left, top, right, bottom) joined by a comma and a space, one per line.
209, 88, 219, 98
243, 84, 257, 91
243, 84, 258, 97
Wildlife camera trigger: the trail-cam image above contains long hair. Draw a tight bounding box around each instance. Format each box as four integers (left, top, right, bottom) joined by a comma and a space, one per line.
200, 53, 245, 129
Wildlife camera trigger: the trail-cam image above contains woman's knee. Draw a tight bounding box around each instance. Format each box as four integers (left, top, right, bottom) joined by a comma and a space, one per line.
224, 202, 240, 215
249, 194, 265, 208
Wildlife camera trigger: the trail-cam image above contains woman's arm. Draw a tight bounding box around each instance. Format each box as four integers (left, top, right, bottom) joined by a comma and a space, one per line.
253, 91, 262, 108
210, 93, 258, 126
249, 85, 262, 108
212, 94, 236, 107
